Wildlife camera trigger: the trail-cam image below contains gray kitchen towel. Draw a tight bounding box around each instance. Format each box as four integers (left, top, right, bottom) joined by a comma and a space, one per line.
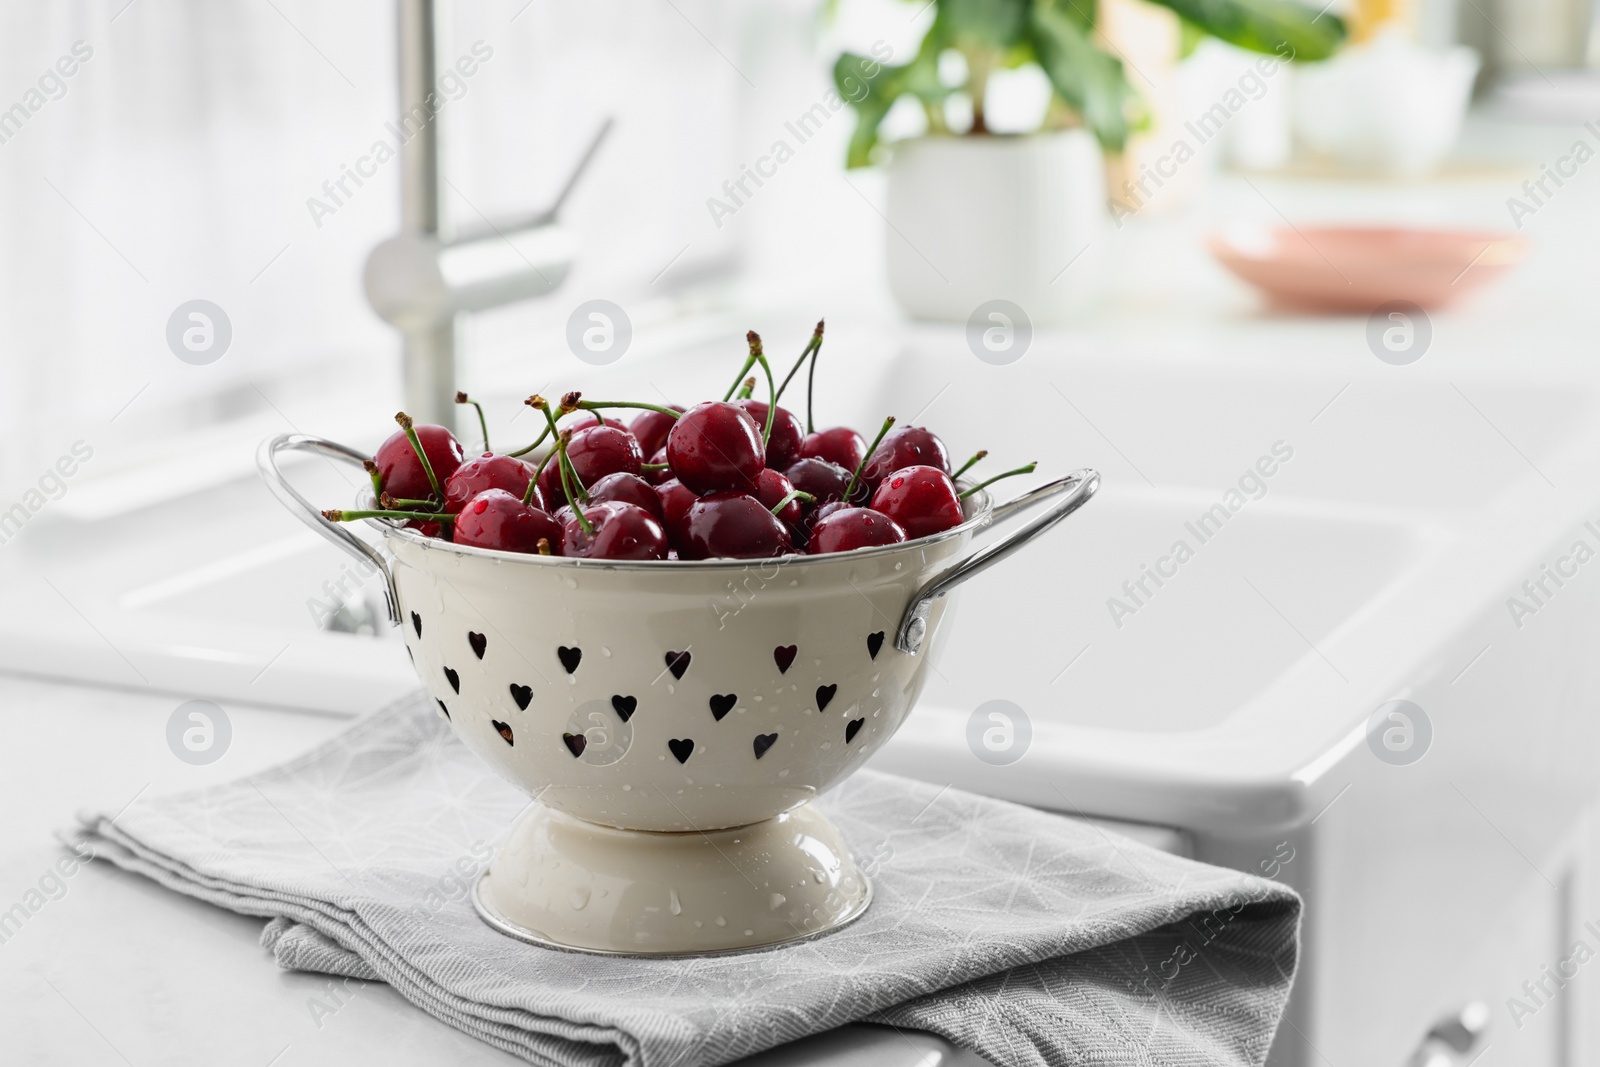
71, 691, 1300, 1067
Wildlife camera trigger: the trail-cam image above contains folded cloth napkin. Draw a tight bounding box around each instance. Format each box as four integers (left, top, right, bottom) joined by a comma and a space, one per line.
71, 691, 1300, 1067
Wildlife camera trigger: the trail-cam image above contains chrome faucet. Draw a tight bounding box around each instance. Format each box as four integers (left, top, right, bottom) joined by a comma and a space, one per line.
364, 0, 607, 427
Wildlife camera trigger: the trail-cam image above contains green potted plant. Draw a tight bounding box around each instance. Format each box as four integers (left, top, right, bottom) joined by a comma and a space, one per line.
834, 0, 1346, 322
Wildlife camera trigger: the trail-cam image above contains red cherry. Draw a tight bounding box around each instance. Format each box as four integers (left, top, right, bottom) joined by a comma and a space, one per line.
736, 400, 804, 470
666, 401, 765, 494
562, 411, 626, 433
587, 472, 663, 520
808, 507, 907, 554
453, 489, 563, 554
784, 458, 852, 511
538, 425, 645, 508
405, 518, 450, 540
800, 427, 867, 472
375, 424, 464, 501
656, 478, 699, 547
679, 492, 794, 560
560, 501, 668, 560
444, 452, 536, 514
860, 426, 950, 496
869, 465, 964, 540
809, 500, 849, 527
629, 406, 685, 459
645, 446, 672, 486
753, 467, 804, 529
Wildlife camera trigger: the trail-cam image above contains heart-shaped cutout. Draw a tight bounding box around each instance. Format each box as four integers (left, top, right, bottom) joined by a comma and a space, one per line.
444, 667, 460, 694
665, 651, 691, 680
436, 699, 450, 720
411, 611, 422, 638
668, 738, 695, 763
753, 732, 778, 759
773, 645, 797, 674
468, 631, 487, 659
611, 695, 637, 722
709, 694, 736, 721
845, 718, 864, 743
562, 732, 586, 757
493, 720, 514, 745
509, 683, 532, 711
867, 631, 885, 660
816, 684, 837, 712
557, 646, 582, 674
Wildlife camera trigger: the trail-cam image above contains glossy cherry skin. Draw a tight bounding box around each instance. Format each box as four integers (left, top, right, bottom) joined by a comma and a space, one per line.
452, 489, 563, 554
679, 492, 794, 560
870, 465, 964, 540
444, 452, 536, 514
560, 501, 668, 560
562, 411, 626, 433
800, 427, 867, 473
860, 426, 951, 496
375, 424, 464, 501
655, 478, 699, 547
736, 399, 805, 471
666, 401, 765, 494
587, 472, 663, 520
538, 425, 645, 508
784, 458, 853, 510
406, 518, 449, 540
753, 467, 804, 529
807, 507, 907, 554
629, 406, 685, 459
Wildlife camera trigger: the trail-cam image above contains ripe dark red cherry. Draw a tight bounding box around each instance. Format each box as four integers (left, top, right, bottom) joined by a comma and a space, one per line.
679, 492, 794, 560
666, 401, 765, 495
736, 400, 804, 470
753, 468, 804, 528
630, 406, 685, 459
860, 426, 950, 495
807, 507, 907, 554
800, 427, 867, 472
538, 425, 645, 507
453, 489, 563, 554
406, 518, 449, 540
870, 465, 964, 539
560, 501, 668, 560
587, 472, 663, 520
645, 446, 671, 485
783, 458, 852, 510
655, 478, 699, 547
444, 452, 535, 514
375, 424, 464, 501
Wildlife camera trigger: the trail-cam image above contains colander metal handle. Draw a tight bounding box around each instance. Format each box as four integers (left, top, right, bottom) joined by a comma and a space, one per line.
257, 433, 402, 627
895, 468, 1099, 655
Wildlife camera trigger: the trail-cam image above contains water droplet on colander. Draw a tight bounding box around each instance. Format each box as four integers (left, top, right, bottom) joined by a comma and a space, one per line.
744, 929, 754, 936
667, 684, 676, 695
715, 915, 727, 927
569, 887, 590, 910
769, 893, 787, 910
895, 561, 903, 571
563, 577, 577, 589
622, 783, 632, 791
669, 888, 682, 915
694, 920, 703, 928
812, 870, 826, 884
602, 647, 612, 657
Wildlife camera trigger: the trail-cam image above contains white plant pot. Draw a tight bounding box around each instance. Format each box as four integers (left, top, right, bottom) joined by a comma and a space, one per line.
884, 131, 1107, 325
261, 434, 1098, 955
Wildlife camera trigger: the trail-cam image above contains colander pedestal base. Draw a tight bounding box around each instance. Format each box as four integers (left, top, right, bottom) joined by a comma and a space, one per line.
472, 802, 872, 956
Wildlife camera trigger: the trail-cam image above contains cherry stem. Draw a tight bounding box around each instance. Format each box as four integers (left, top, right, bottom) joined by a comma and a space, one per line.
952, 450, 988, 480
362, 459, 383, 500
804, 319, 826, 433
506, 418, 551, 458
456, 391, 489, 453
534, 400, 594, 536
536, 537, 552, 556
395, 412, 444, 501
745, 331, 777, 444
844, 416, 895, 501
577, 400, 682, 419
774, 319, 824, 414
769, 488, 814, 515
381, 493, 436, 510
721, 352, 758, 403
323, 508, 453, 523
641, 462, 670, 472
735, 377, 756, 400
958, 462, 1037, 499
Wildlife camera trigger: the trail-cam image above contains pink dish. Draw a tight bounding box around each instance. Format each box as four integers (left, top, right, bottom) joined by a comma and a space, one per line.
1208, 225, 1528, 313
